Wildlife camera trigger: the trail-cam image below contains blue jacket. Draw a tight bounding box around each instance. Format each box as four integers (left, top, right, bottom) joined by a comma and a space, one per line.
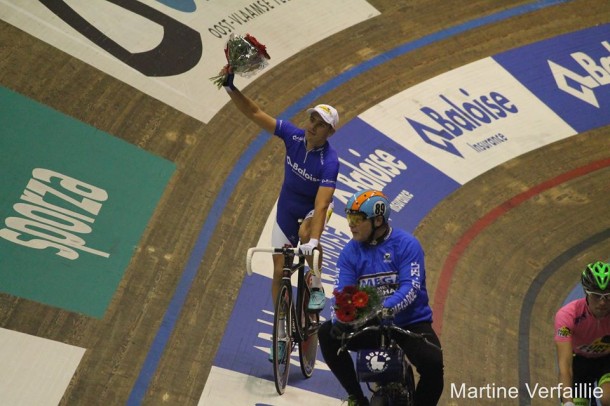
333, 227, 433, 327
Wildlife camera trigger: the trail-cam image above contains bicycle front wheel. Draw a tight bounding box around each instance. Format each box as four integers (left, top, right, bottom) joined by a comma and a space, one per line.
272, 282, 293, 395
298, 287, 319, 378
370, 394, 389, 406
402, 363, 416, 406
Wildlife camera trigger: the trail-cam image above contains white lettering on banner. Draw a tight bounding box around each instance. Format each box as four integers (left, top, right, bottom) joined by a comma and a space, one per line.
549, 40, 610, 107
207, 0, 293, 39
467, 132, 509, 152
405, 88, 518, 158
0, 169, 110, 260
320, 226, 351, 285
390, 190, 414, 213
334, 148, 407, 204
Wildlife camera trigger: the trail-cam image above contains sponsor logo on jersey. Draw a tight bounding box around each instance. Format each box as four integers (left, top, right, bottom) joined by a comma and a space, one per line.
577, 336, 610, 355
286, 156, 321, 182
557, 326, 571, 338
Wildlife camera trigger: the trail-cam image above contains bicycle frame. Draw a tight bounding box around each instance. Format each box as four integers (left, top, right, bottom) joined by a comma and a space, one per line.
246, 246, 321, 394
282, 248, 308, 343
338, 312, 440, 404
247, 246, 320, 340
353, 324, 410, 384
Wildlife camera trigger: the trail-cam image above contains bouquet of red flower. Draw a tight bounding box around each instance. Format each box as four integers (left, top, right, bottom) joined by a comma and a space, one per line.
333, 285, 381, 328
210, 33, 271, 88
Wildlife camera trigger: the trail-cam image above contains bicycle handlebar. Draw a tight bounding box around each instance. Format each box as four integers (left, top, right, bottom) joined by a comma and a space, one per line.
337, 310, 441, 353
246, 246, 320, 277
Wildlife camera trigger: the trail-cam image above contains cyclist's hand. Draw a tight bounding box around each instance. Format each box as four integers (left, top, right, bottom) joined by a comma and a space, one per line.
330, 322, 347, 339
381, 307, 394, 319
222, 65, 236, 91
299, 238, 319, 256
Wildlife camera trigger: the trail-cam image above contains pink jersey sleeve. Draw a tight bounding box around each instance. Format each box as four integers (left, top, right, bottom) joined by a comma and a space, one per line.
554, 302, 575, 343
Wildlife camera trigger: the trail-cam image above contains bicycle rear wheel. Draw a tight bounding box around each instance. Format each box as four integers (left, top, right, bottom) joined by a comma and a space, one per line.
298, 286, 319, 378
272, 282, 293, 395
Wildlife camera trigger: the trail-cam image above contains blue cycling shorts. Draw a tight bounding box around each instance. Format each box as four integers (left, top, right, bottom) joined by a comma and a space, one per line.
271, 194, 333, 247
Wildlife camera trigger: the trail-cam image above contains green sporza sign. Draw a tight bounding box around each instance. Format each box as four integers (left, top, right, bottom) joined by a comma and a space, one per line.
0, 87, 175, 318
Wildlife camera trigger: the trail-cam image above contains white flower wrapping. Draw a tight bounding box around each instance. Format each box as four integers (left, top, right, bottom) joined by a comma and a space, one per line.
210, 33, 271, 88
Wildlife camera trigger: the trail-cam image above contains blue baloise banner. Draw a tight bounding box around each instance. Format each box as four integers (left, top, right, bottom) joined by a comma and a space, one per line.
494, 23, 610, 133
331, 119, 460, 233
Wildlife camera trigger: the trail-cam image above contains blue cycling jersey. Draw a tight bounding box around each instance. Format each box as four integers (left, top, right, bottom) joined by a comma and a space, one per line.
334, 227, 433, 326
274, 120, 339, 245
276, 120, 339, 198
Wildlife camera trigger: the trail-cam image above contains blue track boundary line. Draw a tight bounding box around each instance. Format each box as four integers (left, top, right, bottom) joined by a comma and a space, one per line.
127, 0, 572, 403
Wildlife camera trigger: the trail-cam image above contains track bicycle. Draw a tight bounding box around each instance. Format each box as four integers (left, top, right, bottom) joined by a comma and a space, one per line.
246, 245, 321, 395
336, 308, 441, 406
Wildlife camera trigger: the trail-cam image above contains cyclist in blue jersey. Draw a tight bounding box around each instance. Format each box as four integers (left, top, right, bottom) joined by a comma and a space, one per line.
318, 189, 444, 406
220, 68, 339, 357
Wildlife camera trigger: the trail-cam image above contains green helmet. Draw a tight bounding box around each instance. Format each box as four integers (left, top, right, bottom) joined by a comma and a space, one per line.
581, 261, 610, 292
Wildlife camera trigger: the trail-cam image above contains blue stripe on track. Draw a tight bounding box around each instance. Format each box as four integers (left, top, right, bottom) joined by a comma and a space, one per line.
127, 1, 573, 403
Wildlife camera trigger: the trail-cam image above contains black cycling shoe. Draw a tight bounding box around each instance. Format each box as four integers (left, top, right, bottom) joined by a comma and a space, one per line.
347, 394, 370, 406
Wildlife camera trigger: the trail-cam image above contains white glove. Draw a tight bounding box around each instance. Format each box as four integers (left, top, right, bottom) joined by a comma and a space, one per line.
562, 402, 575, 406
299, 238, 319, 256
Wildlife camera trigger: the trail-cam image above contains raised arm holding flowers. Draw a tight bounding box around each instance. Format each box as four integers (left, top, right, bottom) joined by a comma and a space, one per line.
212, 33, 341, 362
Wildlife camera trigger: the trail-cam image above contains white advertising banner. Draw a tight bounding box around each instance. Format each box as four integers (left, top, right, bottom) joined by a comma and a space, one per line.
358, 57, 577, 184
0, 0, 379, 123
0, 328, 85, 406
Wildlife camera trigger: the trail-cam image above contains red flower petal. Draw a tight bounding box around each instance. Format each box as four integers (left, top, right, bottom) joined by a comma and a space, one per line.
336, 305, 356, 322
352, 291, 369, 308
335, 297, 349, 308
245, 34, 270, 59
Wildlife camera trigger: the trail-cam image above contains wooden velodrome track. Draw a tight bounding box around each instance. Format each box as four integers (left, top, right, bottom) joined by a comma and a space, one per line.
1, 0, 609, 405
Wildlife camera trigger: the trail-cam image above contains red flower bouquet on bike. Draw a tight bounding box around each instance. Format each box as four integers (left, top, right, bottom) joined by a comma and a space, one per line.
333, 285, 381, 325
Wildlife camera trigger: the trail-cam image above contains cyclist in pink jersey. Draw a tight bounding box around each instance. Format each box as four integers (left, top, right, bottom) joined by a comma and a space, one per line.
554, 261, 610, 406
